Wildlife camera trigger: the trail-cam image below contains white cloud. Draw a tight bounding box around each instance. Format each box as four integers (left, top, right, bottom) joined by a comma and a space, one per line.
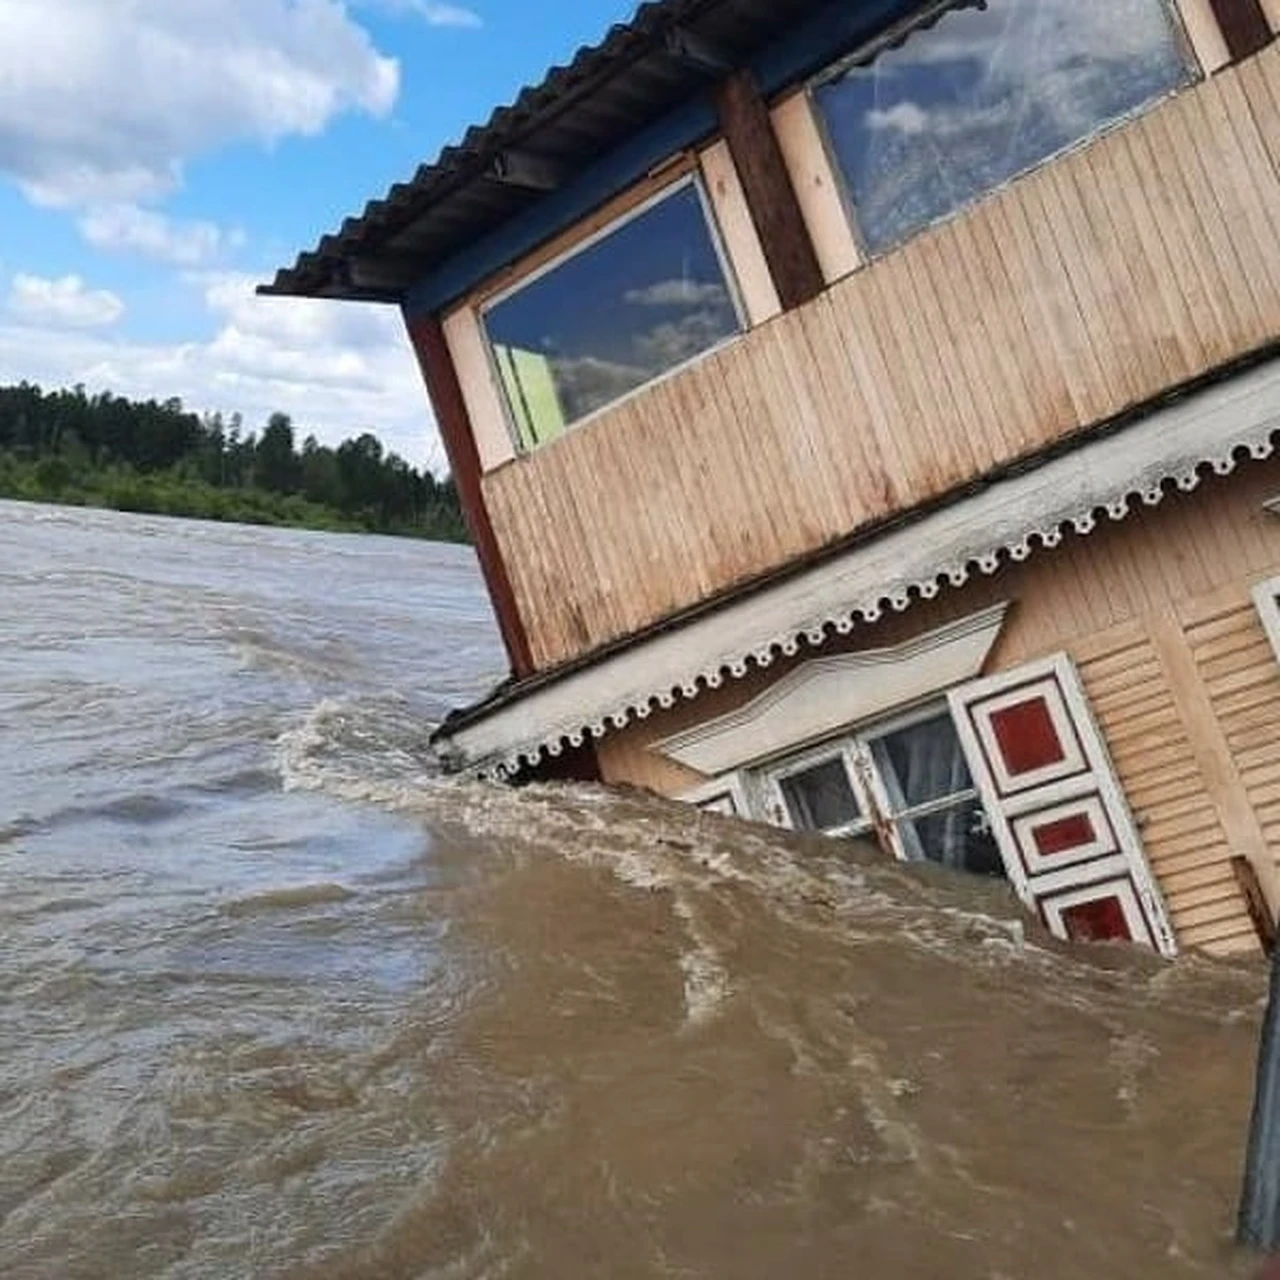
7, 274, 125, 329
368, 0, 483, 26
79, 204, 244, 267
624, 279, 729, 308
0, 273, 442, 469
865, 102, 929, 135
0, 0, 399, 209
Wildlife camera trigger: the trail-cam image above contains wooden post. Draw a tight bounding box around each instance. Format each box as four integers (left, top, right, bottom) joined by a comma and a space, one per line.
404, 310, 536, 679
1209, 0, 1274, 62
714, 69, 825, 312
1235, 856, 1279, 957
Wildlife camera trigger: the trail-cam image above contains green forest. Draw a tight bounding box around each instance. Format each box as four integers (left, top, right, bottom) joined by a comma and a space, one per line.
0, 382, 468, 543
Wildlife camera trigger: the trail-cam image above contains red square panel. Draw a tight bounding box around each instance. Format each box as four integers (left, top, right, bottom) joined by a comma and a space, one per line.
989, 696, 1066, 777
1060, 895, 1132, 943
1032, 812, 1097, 857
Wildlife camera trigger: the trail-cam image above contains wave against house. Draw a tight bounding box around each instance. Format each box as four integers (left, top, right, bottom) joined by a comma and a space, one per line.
266, 0, 1280, 960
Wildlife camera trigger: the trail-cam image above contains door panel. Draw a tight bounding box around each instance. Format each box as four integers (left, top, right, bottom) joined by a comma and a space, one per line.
949, 654, 1177, 956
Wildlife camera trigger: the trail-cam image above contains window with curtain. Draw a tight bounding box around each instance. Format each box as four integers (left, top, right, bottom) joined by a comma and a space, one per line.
810, 0, 1195, 255
766, 705, 1004, 878
481, 178, 743, 451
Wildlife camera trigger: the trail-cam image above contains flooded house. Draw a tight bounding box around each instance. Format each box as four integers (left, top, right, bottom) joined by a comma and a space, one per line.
264, 0, 1280, 960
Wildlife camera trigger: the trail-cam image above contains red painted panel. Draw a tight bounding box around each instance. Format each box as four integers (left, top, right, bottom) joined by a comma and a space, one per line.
1032, 812, 1096, 857
1061, 895, 1132, 943
989, 696, 1066, 777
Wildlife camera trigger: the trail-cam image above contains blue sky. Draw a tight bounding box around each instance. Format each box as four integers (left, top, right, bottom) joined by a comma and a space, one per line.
0, 0, 637, 470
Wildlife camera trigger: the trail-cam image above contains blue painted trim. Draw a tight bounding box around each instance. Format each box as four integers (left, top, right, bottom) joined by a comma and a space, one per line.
405, 0, 922, 317
405, 97, 719, 316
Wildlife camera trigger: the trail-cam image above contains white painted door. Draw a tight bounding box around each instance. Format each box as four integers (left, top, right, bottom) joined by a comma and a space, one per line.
948, 654, 1177, 956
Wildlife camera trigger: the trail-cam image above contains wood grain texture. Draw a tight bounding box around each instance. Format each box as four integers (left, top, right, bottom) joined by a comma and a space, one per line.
596, 458, 1280, 956
404, 313, 534, 677
1209, 0, 1274, 61
485, 43, 1280, 674
714, 70, 824, 312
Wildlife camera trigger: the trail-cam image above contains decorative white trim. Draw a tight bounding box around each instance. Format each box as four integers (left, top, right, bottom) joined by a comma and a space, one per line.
949, 652, 1179, 957
1010, 795, 1118, 876
439, 356, 1280, 780
653, 603, 1008, 776
1040, 877, 1154, 949
1252, 574, 1280, 668
678, 773, 752, 818
967, 676, 1089, 798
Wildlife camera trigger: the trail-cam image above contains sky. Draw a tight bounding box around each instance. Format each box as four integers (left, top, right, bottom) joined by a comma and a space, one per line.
0, 0, 637, 472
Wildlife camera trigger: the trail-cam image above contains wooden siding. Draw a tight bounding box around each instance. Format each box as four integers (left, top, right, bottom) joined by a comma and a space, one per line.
597, 457, 1280, 957
484, 42, 1280, 673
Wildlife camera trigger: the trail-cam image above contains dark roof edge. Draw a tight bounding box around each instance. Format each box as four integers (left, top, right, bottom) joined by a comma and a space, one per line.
259, 0, 730, 303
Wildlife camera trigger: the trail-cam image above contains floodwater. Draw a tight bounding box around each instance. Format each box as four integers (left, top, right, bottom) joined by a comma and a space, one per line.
0, 497, 1271, 1279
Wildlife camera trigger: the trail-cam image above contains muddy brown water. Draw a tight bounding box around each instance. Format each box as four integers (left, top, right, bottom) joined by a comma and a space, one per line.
0, 500, 1270, 1278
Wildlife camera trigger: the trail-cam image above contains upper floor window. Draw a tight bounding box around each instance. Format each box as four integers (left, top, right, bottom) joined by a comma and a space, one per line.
811, 0, 1196, 256
482, 177, 743, 451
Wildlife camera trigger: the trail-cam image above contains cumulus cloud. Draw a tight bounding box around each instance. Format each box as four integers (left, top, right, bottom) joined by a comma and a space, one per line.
0, 273, 441, 468
624, 279, 729, 308
865, 102, 930, 135
79, 205, 244, 267
0, 0, 399, 209
7, 274, 125, 329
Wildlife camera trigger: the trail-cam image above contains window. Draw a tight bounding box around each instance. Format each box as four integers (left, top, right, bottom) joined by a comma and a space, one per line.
680, 773, 751, 817
776, 752, 867, 835
863, 711, 1004, 877
765, 704, 1004, 878
811, 0, 1195, 255
1253, 575, 1280, 666
482, 178, 743, 450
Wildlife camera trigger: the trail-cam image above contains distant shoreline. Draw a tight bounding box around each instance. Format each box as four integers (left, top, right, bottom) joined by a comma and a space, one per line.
0, 468, 467, 542
0, 382, 470, 545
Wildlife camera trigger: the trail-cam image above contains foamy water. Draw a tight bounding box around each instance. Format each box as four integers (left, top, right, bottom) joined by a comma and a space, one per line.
0, 499, 1271, 1278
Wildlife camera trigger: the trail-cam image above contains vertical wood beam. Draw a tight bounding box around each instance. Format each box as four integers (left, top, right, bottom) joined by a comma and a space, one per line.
404, 311, 535, 679
1148, 608, 1279, 941
1209, 0, 1273, 62
714, 69, 825, 312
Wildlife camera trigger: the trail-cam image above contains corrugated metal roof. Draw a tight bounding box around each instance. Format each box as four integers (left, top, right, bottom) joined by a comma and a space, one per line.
258, 0, 835, 305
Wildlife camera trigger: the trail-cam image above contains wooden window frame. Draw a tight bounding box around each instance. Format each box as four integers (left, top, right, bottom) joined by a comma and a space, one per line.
757, 698, 985, 867
1252, 574, 1280, 665
476, 171, 748, 457
680, 773, 753, 818
763, 738, 873, 838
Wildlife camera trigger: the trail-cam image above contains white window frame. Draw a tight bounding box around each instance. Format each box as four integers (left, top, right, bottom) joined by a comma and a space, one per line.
477, 172, 748, 454
1253, 574, 1280, 667
857, 701, 990, 865
758, 697, 990, 870
680, 772, 752, 819
803, 0, 1201, 262
763, 738, 873, 839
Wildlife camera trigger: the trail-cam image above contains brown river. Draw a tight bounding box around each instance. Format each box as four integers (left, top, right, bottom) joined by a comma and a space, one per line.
0, 498, 1272, 1278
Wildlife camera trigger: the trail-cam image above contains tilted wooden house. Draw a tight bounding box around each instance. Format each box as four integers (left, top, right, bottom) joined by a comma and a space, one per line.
266, 0, 1280, 958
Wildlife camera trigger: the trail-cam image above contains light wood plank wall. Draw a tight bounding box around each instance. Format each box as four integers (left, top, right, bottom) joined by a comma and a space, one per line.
483, 41, 1280, 673
596, 457, 1280, 957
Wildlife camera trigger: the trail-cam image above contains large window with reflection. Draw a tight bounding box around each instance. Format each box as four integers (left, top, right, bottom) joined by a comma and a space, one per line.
481, 178, 743, 451
811, 0, 1196, 256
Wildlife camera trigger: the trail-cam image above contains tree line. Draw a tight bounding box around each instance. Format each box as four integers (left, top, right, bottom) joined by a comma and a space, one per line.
0, 382, 468, 543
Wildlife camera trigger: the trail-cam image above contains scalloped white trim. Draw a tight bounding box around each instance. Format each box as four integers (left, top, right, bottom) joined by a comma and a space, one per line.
460, 365, 1280, 781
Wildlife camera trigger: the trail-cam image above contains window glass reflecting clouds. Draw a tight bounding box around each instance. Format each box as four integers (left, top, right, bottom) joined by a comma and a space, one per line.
813, 0, 1194, 254
483, 181, 741, 449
